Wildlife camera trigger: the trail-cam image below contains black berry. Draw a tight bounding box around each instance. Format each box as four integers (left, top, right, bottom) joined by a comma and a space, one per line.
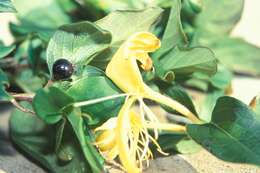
52, 59, 74, 80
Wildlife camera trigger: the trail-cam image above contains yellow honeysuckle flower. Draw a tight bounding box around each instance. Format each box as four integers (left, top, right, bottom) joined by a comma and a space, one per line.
106, 32, 200, 123
95, 97, 186, 173
94, 32, 201, 173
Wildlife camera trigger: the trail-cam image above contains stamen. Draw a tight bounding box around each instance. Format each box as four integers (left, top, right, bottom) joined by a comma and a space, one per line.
139, 128, 150, 161
148, 135, 168, 156
136, 146, 142, 169
141, 100, 159, 139
144, 87, 201, 123
130, 126, 139, 160
145, 122, 186, 132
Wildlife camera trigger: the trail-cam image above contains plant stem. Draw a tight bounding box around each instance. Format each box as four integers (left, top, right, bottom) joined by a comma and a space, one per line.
10, 99, 35, 115
6, 93, 35, 114
11, 93, 35, 102
0, 57, 29, 69
73, 93, 128, 107
44, 80, 53, 88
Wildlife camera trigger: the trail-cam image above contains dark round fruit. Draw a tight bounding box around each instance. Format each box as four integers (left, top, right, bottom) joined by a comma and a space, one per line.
52, 59, 74, 80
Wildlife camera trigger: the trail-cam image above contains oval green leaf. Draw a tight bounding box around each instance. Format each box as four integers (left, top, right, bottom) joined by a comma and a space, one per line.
187, 96, 260, 166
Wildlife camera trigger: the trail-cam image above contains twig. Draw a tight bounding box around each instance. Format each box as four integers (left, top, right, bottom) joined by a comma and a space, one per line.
8, 93, 35, 114
0, 57, 29, 69
0, 57, 16, 64
10, 99, 35, 115
11, 93, 35, 102
44, 80, 53, 88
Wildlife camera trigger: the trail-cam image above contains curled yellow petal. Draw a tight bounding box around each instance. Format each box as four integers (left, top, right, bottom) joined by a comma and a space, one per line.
135, 53, 153, 71
106, 32, 160, 95
95, 118, 118, 159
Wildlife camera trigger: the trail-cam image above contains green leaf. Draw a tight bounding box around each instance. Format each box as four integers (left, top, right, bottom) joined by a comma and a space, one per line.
184, 65, 232, 92
67, 109, 105, 173
67, 76, 124, 127
82, 0, 139, 14
0, 69, 12, 101
153, 46, 217, 80
209, 37, 260, 76
33, 87, 74, 124
193, 0, 244, 40
0, 0, 16, 13
10, 23, 53, 42
187, 96, 260, 166
47, 21, 112, 78
10, 102, 92, 173
159, 0, 187, 52
162, 85, 198, 116
152, 0, 188, 76
185, 76, 209, 91
15, 69, 46, 93
9, 0, 70, 42
77, 65, 104, 77
56, 0, 78, 14
181, 0, 202, 17
13, 39, 30, 61
53, 65, 105, 91
199, 90, 224, 122
72, 65, 105, 82
152, 1, 217, 81
13, 0, 70, 32
55, 118, 66, 152
0, 69, 9, 86
91, 7, 163, 67
158, 133, 201, 154
209, 65, 233, 89
28, 38, 45, 72
96, 8, 162, 42
0, 43, 15, 58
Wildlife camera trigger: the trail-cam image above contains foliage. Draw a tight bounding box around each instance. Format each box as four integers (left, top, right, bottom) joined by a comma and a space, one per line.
0, 0, 260, 172
0, 0, 16, 13
187, 96, 260, 165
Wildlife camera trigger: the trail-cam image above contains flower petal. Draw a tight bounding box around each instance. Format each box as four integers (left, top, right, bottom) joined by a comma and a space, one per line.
116, 97, 141, 173
106, 145, 119, 160
95, 129, 116, 151
94, 117, 117, 131
106, 32, 160, 95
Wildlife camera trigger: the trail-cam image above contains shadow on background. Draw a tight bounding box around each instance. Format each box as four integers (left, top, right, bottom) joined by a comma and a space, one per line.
0, 102, 16, 156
